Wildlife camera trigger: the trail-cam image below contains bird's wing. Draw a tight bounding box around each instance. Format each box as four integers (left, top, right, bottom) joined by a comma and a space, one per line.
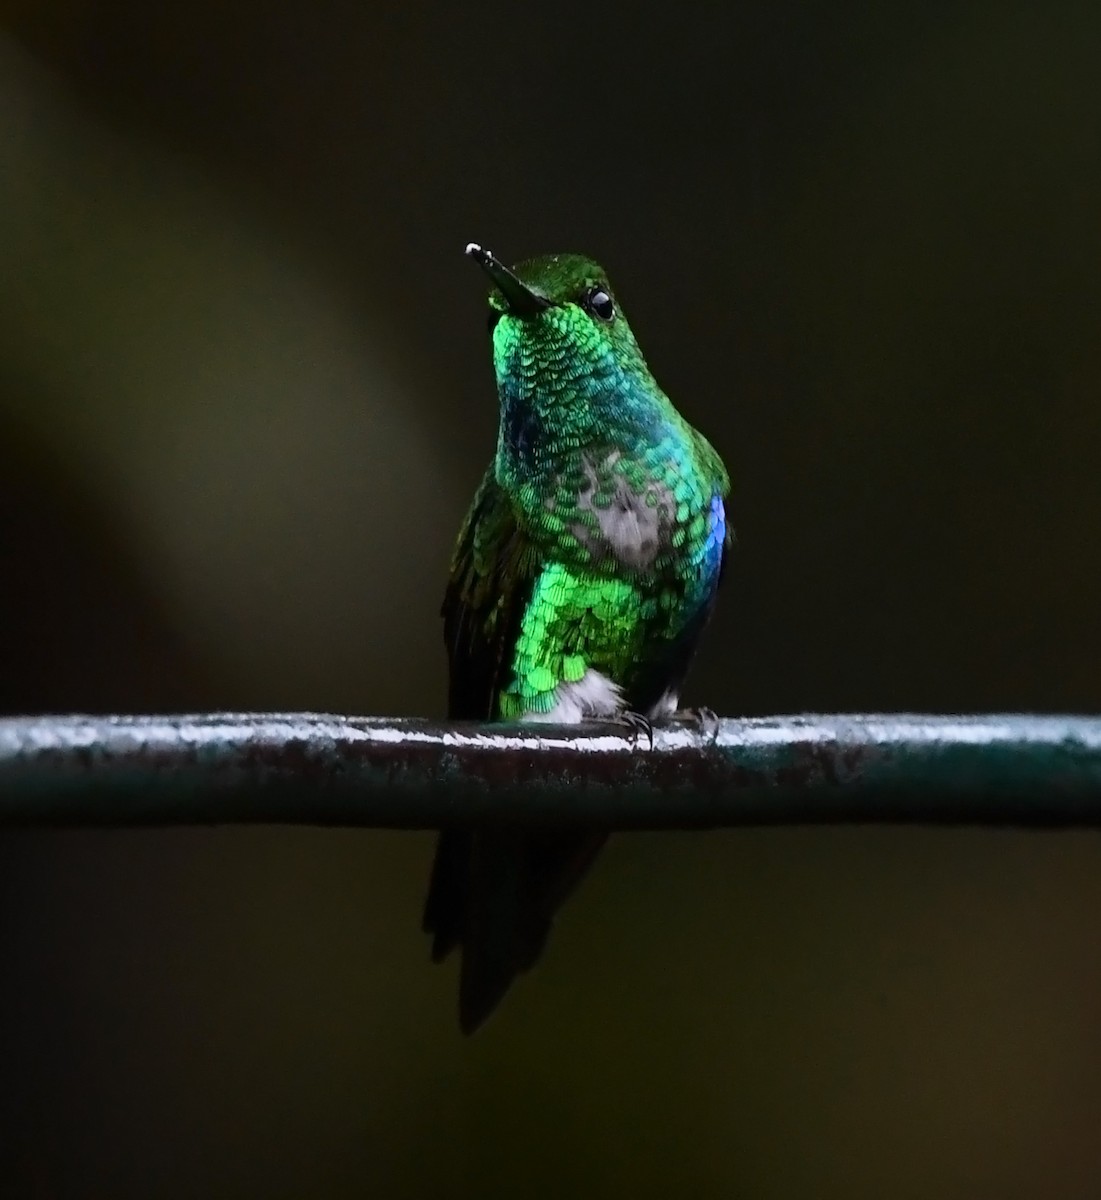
441, 466, 539, 721
429, 467, 531, 964
431, 470, 606, 1031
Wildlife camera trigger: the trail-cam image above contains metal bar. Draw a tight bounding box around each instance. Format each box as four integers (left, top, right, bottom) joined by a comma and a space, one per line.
1, 713, 1100, 830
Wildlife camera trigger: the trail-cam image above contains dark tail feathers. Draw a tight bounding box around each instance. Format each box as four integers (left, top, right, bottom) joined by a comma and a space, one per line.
422, 829, 606, 1034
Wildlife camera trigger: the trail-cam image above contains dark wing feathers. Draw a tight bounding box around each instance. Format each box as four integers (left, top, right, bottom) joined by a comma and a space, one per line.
441, 468, 535, 720
429, 468, 577, 1033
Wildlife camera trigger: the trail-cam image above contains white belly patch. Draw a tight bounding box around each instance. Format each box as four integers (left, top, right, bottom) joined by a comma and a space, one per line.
521, 669, 624, 723
520, 672, 680, 724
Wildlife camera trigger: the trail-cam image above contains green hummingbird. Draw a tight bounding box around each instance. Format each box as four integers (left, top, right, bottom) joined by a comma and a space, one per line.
423, 243, 731, 1033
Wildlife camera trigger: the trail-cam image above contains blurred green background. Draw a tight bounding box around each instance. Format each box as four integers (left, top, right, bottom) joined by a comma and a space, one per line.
1, 2, 1100, 1196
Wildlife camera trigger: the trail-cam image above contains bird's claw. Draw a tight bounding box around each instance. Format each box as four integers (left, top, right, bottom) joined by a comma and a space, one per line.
665, 706, 720, 743
614, 709, 654, 750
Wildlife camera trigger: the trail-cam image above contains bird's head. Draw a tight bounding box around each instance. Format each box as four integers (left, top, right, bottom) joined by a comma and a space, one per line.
466, 243, 652, 407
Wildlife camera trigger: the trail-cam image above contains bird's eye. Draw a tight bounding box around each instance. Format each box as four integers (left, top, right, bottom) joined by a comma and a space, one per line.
584, 285, 615, 322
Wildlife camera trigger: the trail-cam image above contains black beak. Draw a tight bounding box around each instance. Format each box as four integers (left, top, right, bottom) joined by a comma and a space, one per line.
466, 242, 550, 316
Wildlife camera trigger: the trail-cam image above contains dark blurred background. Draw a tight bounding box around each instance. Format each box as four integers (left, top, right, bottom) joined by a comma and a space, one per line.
0, 2, 1099, 1195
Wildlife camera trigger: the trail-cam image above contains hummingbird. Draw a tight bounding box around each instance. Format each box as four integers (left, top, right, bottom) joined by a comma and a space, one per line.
423, 243, 731, 1033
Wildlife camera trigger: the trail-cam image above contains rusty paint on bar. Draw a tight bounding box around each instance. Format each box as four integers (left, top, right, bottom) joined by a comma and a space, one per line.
0, 713, 1100, 830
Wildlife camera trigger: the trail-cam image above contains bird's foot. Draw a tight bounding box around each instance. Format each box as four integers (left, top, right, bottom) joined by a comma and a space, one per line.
612, 709, 654, 750
662, 706, 720, 743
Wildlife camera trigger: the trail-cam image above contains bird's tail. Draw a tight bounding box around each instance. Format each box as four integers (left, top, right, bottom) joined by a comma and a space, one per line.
422, 829, 606, 1034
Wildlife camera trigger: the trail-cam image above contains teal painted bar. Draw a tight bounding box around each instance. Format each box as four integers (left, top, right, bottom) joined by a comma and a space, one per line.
1, 713, 1100, 829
